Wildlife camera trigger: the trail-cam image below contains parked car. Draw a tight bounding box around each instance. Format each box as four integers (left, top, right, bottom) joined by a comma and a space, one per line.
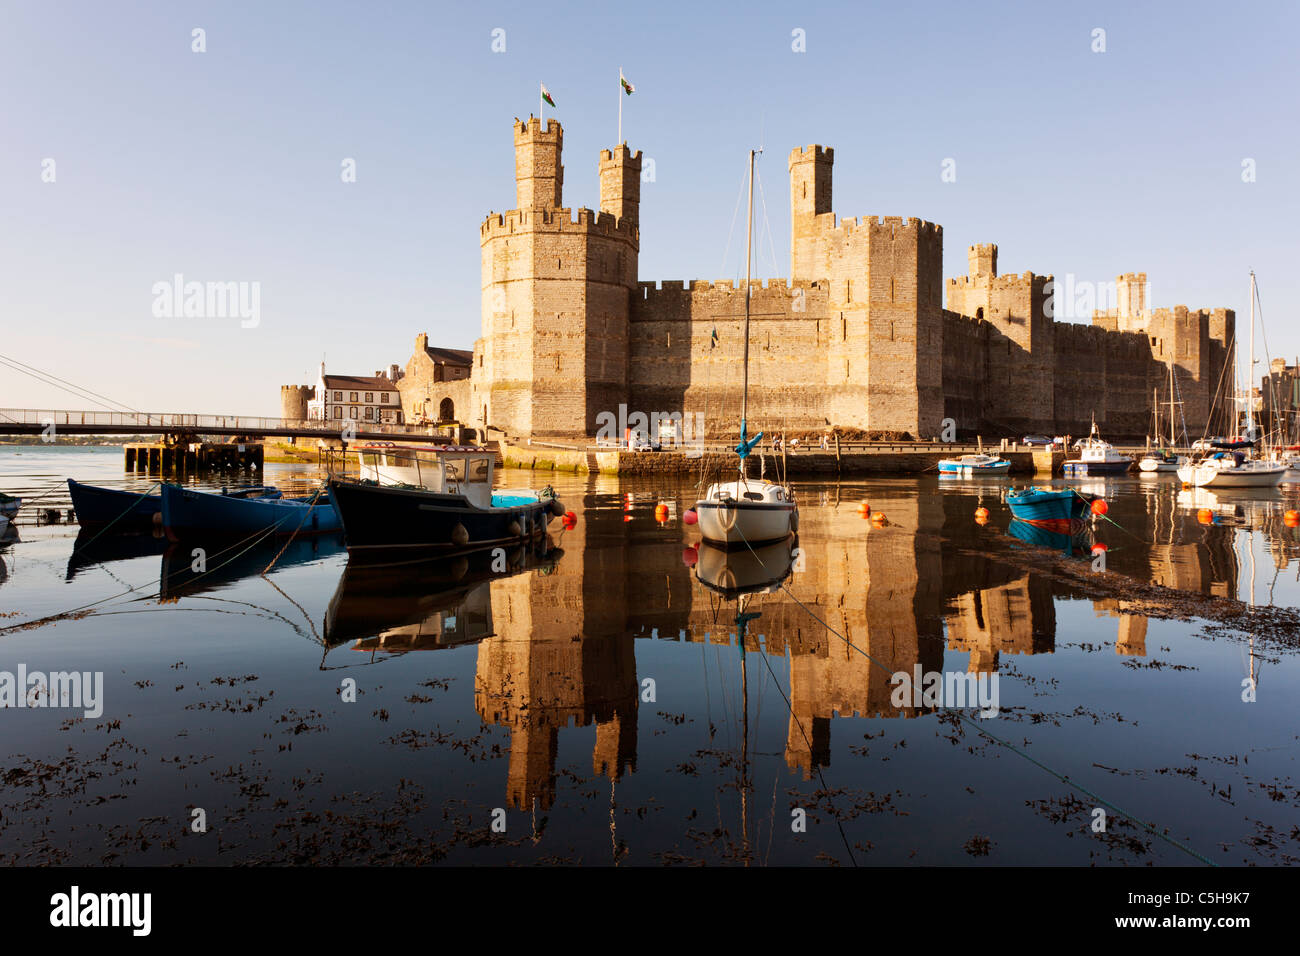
1021, 435, 1054, 446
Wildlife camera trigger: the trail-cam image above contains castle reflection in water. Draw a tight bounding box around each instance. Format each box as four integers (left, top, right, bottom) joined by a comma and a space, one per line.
323, 479, 1300, 810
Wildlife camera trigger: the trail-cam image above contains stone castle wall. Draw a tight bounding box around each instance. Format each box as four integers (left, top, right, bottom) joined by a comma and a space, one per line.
450, 118, 1238, 442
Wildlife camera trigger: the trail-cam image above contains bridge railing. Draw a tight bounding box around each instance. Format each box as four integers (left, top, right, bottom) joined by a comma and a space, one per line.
0, 408, 437, 436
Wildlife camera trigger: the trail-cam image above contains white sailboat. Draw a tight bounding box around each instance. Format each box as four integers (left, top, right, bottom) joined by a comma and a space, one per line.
1138, 368, 1186, 473
1177, 272, 1285, 489
692, 149, 797, 548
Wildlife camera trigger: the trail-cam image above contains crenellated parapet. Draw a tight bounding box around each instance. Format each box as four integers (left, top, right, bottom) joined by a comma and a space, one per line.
480, 206, 639, 244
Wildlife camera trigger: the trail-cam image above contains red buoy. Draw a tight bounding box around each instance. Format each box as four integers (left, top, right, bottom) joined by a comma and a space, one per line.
683, 509, 698, 525
1090, 499, 1108, 516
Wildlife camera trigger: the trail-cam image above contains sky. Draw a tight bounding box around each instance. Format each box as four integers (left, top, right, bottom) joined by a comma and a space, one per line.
2, 0, 1297, 416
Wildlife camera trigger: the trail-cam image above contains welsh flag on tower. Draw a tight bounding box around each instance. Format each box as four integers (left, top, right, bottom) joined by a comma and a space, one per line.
540, 84, 556, 108
620, 71, 635, 95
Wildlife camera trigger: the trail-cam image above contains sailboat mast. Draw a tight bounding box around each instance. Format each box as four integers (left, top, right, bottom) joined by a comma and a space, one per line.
1249, 271, 1256, 441
740, 149, 754, 431
1169, 361, 1175, 446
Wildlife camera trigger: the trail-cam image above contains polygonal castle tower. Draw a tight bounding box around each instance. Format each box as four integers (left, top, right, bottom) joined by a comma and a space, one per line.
478, 117, 640, 438
788, 145, 945, 438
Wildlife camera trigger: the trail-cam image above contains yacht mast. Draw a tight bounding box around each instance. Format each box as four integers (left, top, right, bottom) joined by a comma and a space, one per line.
740, 149, 754, 454
1248, 271, 1256, 442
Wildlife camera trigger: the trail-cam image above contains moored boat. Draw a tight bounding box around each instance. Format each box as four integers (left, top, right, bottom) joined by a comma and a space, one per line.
327, 443, 563, 557
937, 453, 1011, 476
1005, 487, 1098, 522
69, 479, 281, 532
1137, 450, 1185, 473
689, 149, 798, 549
160, 483, 340, 539
0, 492, 20, 518
1175, 454, 1285, 489
1064, 420, 1132, 475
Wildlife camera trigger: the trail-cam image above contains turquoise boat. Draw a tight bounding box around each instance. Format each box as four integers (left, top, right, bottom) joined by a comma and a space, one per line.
1005, 487, 1096, 523
161, 484, 340, 539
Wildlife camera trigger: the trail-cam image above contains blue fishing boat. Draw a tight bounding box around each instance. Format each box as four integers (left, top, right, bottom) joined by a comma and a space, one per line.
1005, 487, 1097, 522
937, 453, 1011, 476
160, 484, 340, 539
68, 479, 282, 532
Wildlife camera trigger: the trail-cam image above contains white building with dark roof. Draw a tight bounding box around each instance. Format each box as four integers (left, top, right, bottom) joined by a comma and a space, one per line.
307, 362, 405, 424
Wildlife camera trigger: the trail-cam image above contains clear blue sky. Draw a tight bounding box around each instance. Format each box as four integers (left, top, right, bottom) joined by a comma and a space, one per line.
2, 0, 1296, 415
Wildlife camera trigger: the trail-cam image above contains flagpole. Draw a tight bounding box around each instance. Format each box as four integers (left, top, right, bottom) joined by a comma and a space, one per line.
540, 83, 543, 124
618, 68, 623, 145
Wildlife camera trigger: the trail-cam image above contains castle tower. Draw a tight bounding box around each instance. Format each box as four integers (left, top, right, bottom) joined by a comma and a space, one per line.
788, 145, 833, 280
280, 384, 312, 421
599, 145, 641, 225
514, 116, 563, 209
480, 119, 639, 438
968, 243, 997, 279
1115, 272, 1147, 323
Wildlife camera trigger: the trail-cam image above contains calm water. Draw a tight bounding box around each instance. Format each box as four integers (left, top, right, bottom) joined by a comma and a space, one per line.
1, 445, 1298, 866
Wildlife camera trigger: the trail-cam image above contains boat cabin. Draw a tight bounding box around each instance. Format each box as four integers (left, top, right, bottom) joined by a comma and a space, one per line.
354, 444, 496, 508
702, 479, 790, 504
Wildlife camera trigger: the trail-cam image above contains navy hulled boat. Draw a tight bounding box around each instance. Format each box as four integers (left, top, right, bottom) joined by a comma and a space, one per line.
327, 444, 563, 557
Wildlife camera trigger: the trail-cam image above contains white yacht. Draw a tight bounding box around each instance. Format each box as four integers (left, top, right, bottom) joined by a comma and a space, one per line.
691, 149, 797, 548
1064, 421, 1132, 475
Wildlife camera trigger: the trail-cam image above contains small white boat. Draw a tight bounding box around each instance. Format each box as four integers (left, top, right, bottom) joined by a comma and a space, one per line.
690, 149, 797, 549
695, 478, 796, 547
1064, 421, 1132, 475
1137, 451, 1185, 473
937, 453, 1010, 476
1176, 454, 1285, 488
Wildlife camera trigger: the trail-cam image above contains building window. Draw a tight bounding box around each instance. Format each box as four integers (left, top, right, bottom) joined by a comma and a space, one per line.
381, 393, 389, 403
350, 392, 359, 403
333, 406, 342, 419
333, 391, 342, 402
365, 392, 373, 403
364, 406, 374, 420
349, 406, 358, 419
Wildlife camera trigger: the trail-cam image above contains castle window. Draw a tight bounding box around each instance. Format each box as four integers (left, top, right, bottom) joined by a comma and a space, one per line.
890, 321, 895, 342
846, 279, 852, 302
976, 308, 984, 321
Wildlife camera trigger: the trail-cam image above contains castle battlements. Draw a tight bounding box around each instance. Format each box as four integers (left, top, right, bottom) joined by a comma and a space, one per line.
634, 277, 823, 297
789, 144, 833, 162
480, 206, 638, 242
599, 145, 642, 163
947, 271, 1052, 291
514, 116, 562, 141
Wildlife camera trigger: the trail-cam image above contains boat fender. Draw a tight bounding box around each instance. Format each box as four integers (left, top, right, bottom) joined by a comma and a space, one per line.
451, 523, 470, 547
790, 509, 799, 532
152, 511, 163, 527
507, 520, 523, 537
548, 498, 565, 518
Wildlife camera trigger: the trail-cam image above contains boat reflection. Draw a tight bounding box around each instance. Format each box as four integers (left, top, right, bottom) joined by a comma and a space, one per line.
1005, 517, 1094, 557
324, 541, 563, 651
693, 538, 795, 597
159, 533, 346, 601
65, 528, 169, 582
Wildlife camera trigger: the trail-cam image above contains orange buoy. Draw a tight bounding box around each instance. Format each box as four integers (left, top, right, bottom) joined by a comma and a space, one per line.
1090, 499, 1108, 516
1285, 509, 1300, 527
974, 507, 989, 520
1091, 542, 1108, 553
1196, 508, 1213, 525
974, 514, 989, 526
871, 512, 887, 526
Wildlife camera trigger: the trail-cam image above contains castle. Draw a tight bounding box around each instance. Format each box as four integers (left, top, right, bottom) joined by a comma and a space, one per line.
391, 117, 1235, 441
